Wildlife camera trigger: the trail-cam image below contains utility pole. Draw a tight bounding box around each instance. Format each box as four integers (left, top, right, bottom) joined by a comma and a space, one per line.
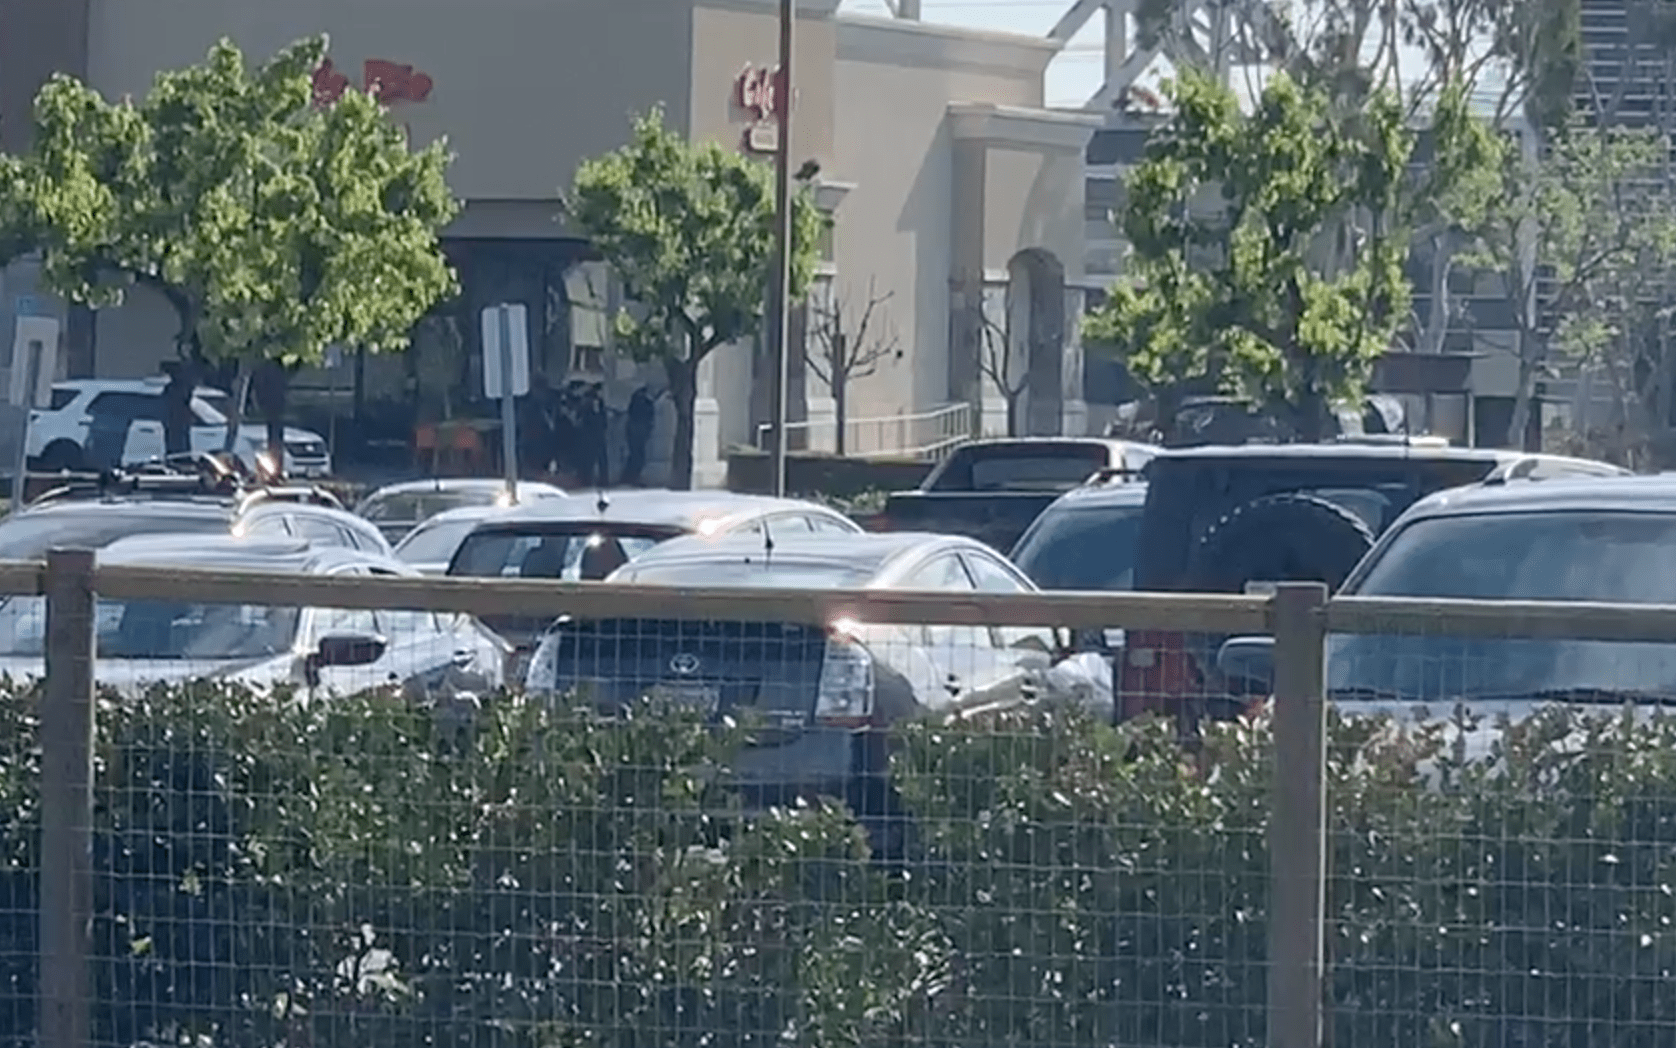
767, 0, 795, 496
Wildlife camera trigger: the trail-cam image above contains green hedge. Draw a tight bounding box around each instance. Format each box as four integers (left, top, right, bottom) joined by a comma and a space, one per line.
0, 685, 1674, 1048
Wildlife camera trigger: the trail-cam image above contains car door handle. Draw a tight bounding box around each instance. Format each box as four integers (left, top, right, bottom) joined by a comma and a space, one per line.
452, 649, 474, 667
944, 673, 961, 696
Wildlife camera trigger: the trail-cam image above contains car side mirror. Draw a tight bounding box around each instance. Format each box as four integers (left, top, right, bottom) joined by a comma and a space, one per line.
1216, 636, 1274, 695
312, 633, 387, 670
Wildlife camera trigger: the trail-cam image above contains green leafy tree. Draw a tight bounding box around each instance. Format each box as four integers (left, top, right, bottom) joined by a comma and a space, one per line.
4, 36, 457, 467
565, 109, 824, 489
1457, 122, 1676, 449
1087, 71, 1415, 440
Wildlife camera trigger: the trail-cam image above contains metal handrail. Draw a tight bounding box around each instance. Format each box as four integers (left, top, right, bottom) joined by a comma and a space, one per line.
757, 402, 975, 461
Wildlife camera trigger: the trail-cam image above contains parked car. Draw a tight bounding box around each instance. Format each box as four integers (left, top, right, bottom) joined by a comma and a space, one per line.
1010, 475, 1149, 656
355, 478, 566, 543
0, 534, 507, 696
524, 531, 1102, 848
879, 438, 1155, 551
1116, 439, 1627, 722
447, 490, 863, 650
1011, 475, 1149, 592
1217, 475, 1676, 753
0, 488, 392, 559
28, 378, 332, 477
393, 505, 511, 574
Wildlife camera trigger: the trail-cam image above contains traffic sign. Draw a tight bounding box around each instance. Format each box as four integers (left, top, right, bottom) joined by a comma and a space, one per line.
480, 303, 530, 399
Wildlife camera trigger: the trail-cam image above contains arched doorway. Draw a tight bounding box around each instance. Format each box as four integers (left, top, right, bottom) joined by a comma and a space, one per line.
1005, 249, 1066, 436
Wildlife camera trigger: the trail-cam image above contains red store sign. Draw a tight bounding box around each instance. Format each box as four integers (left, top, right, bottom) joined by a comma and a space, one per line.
735, 64, 785, 121
313, 57, 434, 107
735, 64, 791, 153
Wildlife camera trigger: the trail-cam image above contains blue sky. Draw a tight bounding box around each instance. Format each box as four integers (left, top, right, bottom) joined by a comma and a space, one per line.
837, 0, 1109, 108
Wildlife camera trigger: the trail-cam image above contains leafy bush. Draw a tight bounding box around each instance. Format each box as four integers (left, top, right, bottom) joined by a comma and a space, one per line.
0, 684, 937, 1048
3, 683, 1676, 1048
893, 704, 1676, 1048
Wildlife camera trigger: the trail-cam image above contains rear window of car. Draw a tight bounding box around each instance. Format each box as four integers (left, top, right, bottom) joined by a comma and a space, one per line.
930, 445, 1109, 492
451, 525, 683, 580
396, 518, 480, 565
1012, 504, 1145, 591
1331, 510, 1676, 704
0, 510, 228, 559
616, 560, 876, 589
363, 491, 489, 523
1350, 511, 1676, 602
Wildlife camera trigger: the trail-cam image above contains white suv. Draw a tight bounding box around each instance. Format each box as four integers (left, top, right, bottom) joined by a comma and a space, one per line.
28, 378, 333, 477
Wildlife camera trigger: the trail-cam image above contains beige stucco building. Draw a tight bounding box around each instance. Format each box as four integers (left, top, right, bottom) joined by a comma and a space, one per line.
0, 0, 1097, 485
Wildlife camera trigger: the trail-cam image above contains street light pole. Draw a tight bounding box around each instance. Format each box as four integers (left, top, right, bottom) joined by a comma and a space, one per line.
767, 0, 794, 496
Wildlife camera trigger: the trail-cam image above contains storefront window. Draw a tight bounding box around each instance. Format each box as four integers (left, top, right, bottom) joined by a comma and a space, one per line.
567, 262, 612, 378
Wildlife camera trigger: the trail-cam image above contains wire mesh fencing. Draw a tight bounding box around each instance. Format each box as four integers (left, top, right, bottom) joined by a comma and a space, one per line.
6, 552, 1676, 1048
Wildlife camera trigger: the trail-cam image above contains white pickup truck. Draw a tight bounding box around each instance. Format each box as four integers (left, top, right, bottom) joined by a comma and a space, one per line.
27, 377, 332, 477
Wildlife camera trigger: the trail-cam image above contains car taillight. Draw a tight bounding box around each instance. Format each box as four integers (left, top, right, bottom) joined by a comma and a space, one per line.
1116, 629, 1201, 721
815, 623, 874, 726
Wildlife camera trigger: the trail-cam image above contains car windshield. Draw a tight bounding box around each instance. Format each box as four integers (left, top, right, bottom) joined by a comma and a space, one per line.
617, 560, 877, 589
0, 596, 299, 660
964, 453, 1106, 491
365, 490, 497, 523
1011, 504, 1144, 590
0, 511, 229, 560
451, 527, 678, 580
1329, 511, 1676, 702
395, 518, 482, 565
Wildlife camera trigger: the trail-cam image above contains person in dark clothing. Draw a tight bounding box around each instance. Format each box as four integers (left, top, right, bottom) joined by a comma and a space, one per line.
622, 385, 655, 486
551, 382, 582, 481
84, 402, 132, 472
161, 362, 196, 457
518, 373, 555, 477
578, 385, 610, 487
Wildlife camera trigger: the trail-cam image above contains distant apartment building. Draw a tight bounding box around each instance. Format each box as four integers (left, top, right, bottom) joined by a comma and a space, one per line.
0, 0, 1099, 484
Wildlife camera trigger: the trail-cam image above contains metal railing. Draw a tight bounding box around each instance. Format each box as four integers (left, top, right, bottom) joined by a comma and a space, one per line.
757, 401, 975, 460
10, 554, 1676, 1048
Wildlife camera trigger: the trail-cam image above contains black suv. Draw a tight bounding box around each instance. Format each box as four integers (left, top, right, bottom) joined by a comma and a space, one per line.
1084, 439, 1624, 721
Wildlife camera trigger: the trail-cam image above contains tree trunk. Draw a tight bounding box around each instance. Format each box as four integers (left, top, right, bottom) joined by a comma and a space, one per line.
1421, 233, 1454, 355
1293, 390, 1330, 443
1507, 343, 1540, 451
1005, 390, 1021, 437
222, 368, 250, 454
665, 357, 697, 490
833, 369, 848, 456
253, 360, 289, 479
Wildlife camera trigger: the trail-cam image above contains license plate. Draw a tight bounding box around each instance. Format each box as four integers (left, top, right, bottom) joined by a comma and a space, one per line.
649, 682, 720, 713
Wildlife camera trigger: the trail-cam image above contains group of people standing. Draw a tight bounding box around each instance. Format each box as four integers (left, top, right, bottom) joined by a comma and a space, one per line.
518, 376, 658, 487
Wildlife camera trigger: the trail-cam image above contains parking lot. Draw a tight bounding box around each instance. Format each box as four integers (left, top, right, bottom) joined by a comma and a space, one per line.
0, 438, 1671, 1048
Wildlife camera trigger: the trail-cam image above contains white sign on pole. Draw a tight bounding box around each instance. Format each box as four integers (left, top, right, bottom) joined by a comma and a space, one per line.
480, 303, 530, 399
10, 315, 58, 407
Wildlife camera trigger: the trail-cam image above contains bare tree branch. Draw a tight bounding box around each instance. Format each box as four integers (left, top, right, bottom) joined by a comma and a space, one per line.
806, 278, 902, 454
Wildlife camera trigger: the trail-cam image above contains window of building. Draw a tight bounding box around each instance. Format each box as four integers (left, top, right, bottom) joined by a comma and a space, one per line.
567, 262, 611, 378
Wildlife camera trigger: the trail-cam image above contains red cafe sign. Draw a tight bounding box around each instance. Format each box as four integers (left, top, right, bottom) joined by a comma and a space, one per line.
735, 64, 791, 153
735, 64, 785, 121
313, 57, 434, 108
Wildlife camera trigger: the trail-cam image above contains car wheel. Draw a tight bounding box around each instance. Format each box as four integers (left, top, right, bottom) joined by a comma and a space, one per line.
1185, 492, 1376, 594
33, 440, 84, 473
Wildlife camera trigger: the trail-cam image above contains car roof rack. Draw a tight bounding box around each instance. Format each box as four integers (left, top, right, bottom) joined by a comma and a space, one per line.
1083, 466, 1147, 486
1330, 434, 1451, 447
1480, 456, 1546, 485
236, 485, 344, 511
27, 451, 334, 508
